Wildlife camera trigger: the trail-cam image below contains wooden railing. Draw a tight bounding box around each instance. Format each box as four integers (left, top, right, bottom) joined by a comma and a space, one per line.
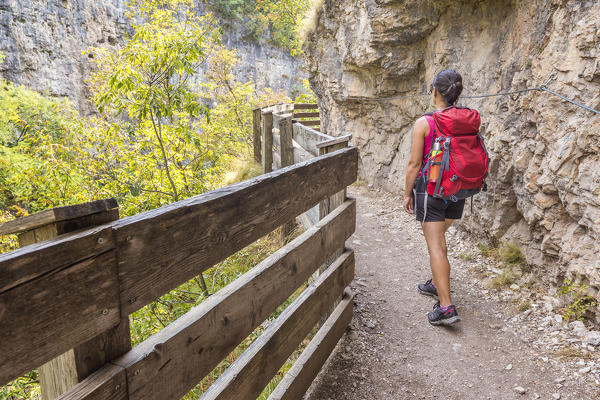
0, 109, 358, 400
253, 103, 352, 230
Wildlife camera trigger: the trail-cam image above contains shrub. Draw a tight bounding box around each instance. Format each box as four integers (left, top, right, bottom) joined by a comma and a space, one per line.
498, 242, 526, 266
558, 278, 598, 322
489, 270, 516, 289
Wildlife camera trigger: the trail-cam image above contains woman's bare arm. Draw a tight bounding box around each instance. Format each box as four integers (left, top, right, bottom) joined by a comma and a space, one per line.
403, 116, 429, 213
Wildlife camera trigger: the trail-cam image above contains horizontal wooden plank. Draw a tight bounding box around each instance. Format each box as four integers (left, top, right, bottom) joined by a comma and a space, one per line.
293, 103, 318, 110
0, 199, 117, 235
292, 112, 320, 119
273, 113, 292, 126
0, 224, 115, 294
316, 134, 353, 149
112, 199, 356, 400
202, 251, 355, 400
57, 363, 127, 400
263, 103, 294, 113
292, 140, 314, 164
295, 119, 320, 127
292, 124, 334, 157
268, 291, 354, 400
0, 250, 121, 385
114, 147, 358, 315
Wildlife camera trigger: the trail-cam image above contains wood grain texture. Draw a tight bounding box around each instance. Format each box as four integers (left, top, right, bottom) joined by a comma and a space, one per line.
273, 152, 282, 170
292, 142, 314, 164
0, 199, 117, 235
55, 209, 119, 236
279, 118, 294, 168
57, 363, 127, 400
0, 224, 115, 294
253, 108, 262, 163
292, 124, 333, 156
39, 351, 79, 400
202, 251, 355, 400
316, 134, 353, 149
268, 291, 354, 400
112, 199, 356, 400
0, 250, 121, 385
113, 147, 358, 315
74, 317, 132, 381
292, 112, 320, 119
16, 229, 36, 246
262, 111, 274, 174
279, 116, 295, 242
295, 120, 320, 127
293, 103, 318, 110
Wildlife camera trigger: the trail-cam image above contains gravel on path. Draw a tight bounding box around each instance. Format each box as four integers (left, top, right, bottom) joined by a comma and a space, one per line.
305, 185, 600, 400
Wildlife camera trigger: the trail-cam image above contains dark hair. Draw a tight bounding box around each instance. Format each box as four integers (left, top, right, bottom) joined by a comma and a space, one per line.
433, 70, 463, 105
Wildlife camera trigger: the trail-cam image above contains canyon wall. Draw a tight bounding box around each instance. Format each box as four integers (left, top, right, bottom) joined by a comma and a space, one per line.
304, 0, 600, 292
0, 0, 305, 112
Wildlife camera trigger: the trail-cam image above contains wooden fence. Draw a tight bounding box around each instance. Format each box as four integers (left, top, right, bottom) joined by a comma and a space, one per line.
253, 103, 352, 229
0, 104, 357, 400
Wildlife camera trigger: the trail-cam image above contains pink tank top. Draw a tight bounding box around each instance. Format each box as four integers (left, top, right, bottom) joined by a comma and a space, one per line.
422, 115, 435, 166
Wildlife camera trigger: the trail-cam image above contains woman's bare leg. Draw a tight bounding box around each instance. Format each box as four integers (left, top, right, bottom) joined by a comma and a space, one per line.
444, 218, 454, 232
422, 221, 452, 307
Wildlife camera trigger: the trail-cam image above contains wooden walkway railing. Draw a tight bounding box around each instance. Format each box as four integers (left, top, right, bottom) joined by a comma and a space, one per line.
253, 103, 352, 230
0, 108, 358, 400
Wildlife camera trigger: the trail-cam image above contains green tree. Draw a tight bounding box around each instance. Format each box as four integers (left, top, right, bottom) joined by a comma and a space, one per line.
256, 0, 311, 54
83, 0, 238, 214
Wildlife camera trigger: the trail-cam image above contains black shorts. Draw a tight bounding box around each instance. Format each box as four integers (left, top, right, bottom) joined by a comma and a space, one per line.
413, 192, 465, 222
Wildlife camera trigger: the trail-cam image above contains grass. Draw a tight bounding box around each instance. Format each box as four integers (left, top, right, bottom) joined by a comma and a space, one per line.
489, 270, 516, 289
477, 241, 490, 256
223, 156, 262, 186
517, 300, 531, 312
458, 253, 474, 262
554, 346, 589, 360
352, 178, 368, 187
498, 242, 526, 266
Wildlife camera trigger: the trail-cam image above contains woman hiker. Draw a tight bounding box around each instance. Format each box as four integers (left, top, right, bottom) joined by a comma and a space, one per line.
403, 69, 486, 326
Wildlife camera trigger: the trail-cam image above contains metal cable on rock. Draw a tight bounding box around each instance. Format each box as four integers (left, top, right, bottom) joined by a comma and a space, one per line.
540, 87, 600, 115
343, 73, 600, 115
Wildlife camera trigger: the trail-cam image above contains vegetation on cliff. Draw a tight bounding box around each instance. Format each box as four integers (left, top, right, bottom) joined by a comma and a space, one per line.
206, 0, 313, 54
0, 0, 314, 398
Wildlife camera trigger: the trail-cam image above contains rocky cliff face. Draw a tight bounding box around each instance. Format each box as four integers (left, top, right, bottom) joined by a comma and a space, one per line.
305, 0, 600, 292
0, 0, 305, 112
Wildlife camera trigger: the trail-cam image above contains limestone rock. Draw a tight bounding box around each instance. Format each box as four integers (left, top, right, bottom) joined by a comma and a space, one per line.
304, 0, 600, 302
584, 331, 600, 346
0, 1, 305, 113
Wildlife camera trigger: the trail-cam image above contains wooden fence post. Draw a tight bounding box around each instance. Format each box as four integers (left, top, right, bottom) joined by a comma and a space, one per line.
280, 117, 295, 243
253, 108, 262, 163
262, 110, 274, 174
280, 117, 294, 169
0, 199, 131, 400
314, 135, 353, 325
317, 135, 352, 221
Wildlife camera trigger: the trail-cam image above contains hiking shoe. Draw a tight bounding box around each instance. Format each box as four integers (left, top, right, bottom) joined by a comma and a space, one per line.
418, 278, 438, 299
428, 301, 460, 326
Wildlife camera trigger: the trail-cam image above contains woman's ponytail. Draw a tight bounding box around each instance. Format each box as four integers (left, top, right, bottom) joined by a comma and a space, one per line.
433, 70, 463, 105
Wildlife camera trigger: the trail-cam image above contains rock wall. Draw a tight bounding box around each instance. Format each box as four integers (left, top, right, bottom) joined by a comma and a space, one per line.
0, 0, 305, 112
305, 0, 600, 292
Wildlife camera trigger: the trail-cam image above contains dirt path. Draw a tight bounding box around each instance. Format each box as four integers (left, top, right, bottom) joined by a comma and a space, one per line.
306, 185, 600, 400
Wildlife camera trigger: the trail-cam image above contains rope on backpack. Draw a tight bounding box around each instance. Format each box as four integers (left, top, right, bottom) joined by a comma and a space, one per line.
344, 73, 600, 115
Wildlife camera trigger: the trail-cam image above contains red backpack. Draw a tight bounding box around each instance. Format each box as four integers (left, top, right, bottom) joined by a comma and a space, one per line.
419, 106, 489, 201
